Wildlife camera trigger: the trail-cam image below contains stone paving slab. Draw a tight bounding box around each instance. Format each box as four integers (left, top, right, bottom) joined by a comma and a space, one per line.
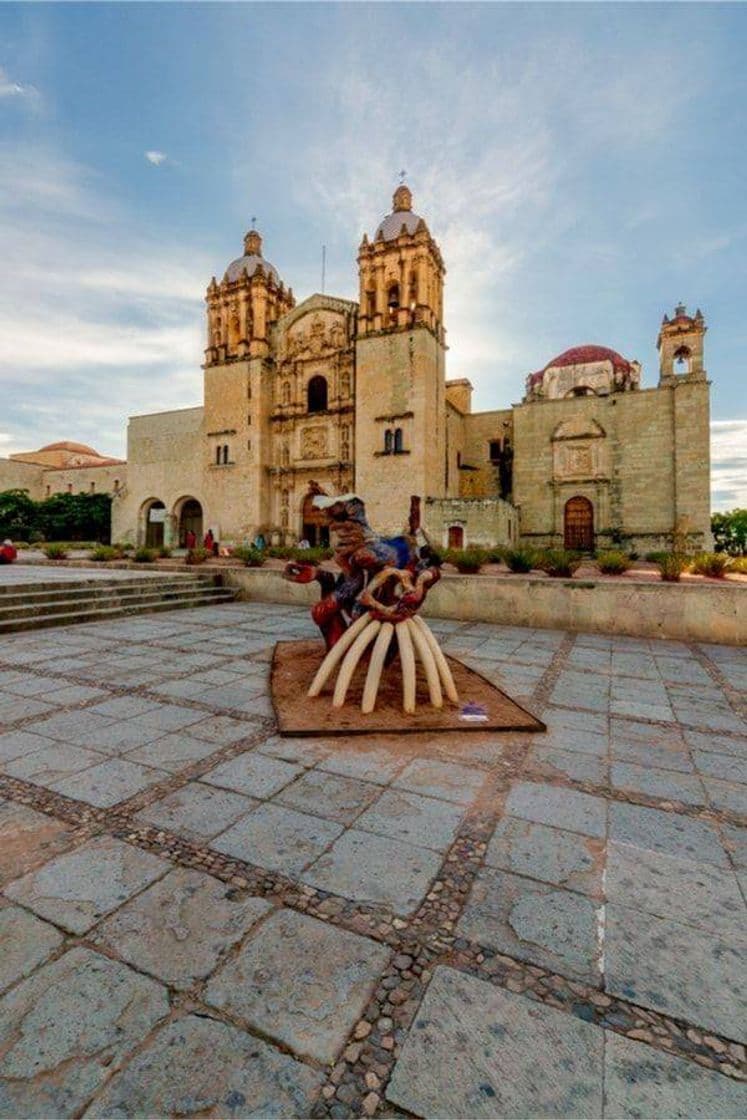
4, 835, 169, 934
275, 769, 381, 825
485, 816, 604, 896
506, 781, 607, 838
354, 787, 465, 852
302, 827, 443, 914
392, 757, 488, 804
94, 867, 271, 988
0, 946, 169, 1119
606, 842, 746, 936
202, 751, 303, 798
0, 799, 78, 885
387, 965, 604, 1118
4, 743, 106, 786
84, 1015, 324, 1119
0, 900, 63, 994
457, 866, 602, 981
49, 757, 167, 807
608, 801, 729, 867
134, 781, 258, 841
603, 1033, 747, 1119
205, 908, 389, 1064
605, 903, 747, 1039
212, 802, 343, 875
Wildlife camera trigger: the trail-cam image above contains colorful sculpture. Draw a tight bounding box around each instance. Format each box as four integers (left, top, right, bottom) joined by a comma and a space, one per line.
284, 495, 458, 714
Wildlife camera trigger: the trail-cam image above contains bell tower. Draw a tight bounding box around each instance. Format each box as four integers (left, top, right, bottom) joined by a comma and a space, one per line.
354, 183, 448, 531
657, 303, 707, 385
203, 224, 295, 540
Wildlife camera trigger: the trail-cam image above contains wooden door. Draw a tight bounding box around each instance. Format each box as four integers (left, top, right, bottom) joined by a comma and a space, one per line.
448, 525, 464, 549
564, 497, 594, 551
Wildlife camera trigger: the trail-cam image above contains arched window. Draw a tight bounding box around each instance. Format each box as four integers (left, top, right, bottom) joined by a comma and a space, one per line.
384, 429, 393, 453
215, 446, 222, 465
674, 347, 691, 373
387, 283, 400, 310
408, 271, 417, 308
307, 375, 328, 413
394, 428, 404, 453
222, 445, 229, 465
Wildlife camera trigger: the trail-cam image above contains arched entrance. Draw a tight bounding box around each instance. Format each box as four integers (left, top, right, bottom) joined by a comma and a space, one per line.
564, 496, 594, 551
448, 525, 464, 549
301, 484, 330, 547
176, 498, 203, 546
141, 499, 166, 549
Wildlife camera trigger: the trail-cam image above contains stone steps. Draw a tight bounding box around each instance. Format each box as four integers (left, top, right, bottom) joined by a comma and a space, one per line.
0, 576, 236, 633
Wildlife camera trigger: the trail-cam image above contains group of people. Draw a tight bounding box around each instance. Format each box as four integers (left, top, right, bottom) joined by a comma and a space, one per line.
184, 529, 219, 556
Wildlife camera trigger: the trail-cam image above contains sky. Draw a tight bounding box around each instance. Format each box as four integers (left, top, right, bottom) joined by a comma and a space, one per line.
0, 2, 745, 509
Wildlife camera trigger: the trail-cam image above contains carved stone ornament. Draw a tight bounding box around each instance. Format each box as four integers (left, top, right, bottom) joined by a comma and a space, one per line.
301, 426, 328, 459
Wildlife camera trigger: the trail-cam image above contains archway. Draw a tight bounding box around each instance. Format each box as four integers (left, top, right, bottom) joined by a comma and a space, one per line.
141, 499, 166, 549
448, 525, 464, 549
301, 485, 330, 547
307, 375, 328, 414
564, 496, 594, 551
176, 498, 203, 546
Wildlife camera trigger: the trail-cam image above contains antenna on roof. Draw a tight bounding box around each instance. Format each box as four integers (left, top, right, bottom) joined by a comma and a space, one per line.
321, 244, 326, 294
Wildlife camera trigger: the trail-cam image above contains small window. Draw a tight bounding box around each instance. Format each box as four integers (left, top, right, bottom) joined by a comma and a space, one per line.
247, 413, 252, 425
216, 446, 222, 465
247, 439, 252, 452
456, 451, 461, 468
247, 379, 252, 399
489, 440, 501, 461
90, 481, 95, 493
307, 375, 328, 413
46, 485, 51, 497
394, 428, 404, 453
67, 483, 72, 493
384, 430, 393, 453
114, 479, 119, 492
223, 444, 229, 465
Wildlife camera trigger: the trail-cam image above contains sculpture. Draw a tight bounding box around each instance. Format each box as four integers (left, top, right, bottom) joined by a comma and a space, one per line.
283, 495, 458, 715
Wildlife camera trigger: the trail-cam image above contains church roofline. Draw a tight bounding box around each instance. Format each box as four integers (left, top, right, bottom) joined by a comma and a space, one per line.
274, 291, 359, 333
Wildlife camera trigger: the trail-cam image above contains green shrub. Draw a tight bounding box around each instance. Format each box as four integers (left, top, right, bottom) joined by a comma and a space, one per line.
727, 556, 747, 574
43, 543, 68, 560
596, 550, 632, 575
534, 549, 582, 578
690, 552, 730, 578
186, 546, 210, 565
504, 547, 536, 573
91, 545, 120, 562
157, 546, 172, 559
645, 550, 668, 564
231, 546, 266, 567
445, 547, 486, 574
134, 547, 157, 563
267, 545, 294, 559
656, 553, 687, 582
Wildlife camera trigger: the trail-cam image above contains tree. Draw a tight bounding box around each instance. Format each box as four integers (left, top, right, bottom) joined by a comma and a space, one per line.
711, 509, 747, 555
36, 493, 112, 543
0, 489, 37, 540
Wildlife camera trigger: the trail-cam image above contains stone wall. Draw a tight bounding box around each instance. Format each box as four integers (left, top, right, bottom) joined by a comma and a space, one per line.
223, 567, 746, 646
0, 458, 45, 501
423, 497, 518, 548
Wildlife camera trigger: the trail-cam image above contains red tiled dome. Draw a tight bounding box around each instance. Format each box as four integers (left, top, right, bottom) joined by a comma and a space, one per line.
39, 441, 100, 455
545, 345, 630, 373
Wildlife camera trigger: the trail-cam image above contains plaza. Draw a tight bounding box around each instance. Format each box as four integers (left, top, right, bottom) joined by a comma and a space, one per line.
0, 590, 744, 1118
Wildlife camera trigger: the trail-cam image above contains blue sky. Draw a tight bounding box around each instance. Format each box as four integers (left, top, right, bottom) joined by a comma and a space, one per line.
0, 2, 745, 508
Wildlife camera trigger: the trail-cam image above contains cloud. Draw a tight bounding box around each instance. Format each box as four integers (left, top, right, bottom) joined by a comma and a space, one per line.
145, 150, 168, 166
0, 145, 209, 458
711, 420, 747, 511
0, 65, 37, 101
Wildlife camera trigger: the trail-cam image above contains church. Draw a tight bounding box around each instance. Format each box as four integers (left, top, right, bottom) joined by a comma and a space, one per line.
3, 184, 712, 554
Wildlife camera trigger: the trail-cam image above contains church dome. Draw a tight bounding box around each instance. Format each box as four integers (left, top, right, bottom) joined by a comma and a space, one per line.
39, 441, 100, 456
374, 184, 425, 241
224, 228, 280, 284
545, 345, 631, 373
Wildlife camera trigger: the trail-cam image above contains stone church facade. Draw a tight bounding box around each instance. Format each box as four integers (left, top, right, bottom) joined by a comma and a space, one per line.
9, 184, 710, 553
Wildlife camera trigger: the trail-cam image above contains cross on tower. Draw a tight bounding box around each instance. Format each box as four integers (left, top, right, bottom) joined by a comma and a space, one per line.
251, 215, 257, 227
398, 170, 407, 184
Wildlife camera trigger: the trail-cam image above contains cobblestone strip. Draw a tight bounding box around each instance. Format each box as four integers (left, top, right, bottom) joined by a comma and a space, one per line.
310, 635, 583, 1118
692, 642, 747, 722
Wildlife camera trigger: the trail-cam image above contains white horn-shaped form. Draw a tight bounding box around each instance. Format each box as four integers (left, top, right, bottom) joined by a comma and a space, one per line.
361, 622, 394, 714
308, 611, 372, 697
412, 616, 459, 703
395, 618, 417, 714
407, 617, 443, 708
332, 618, 382, 708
